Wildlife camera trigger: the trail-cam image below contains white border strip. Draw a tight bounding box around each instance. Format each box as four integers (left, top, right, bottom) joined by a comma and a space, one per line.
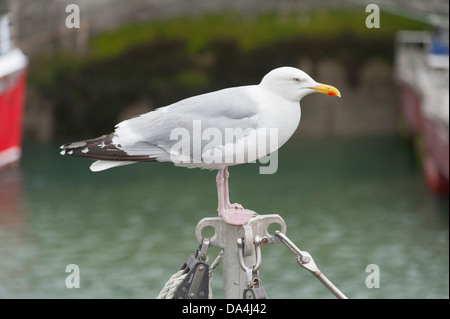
0, 146, 21, 168
0, 48, 28, 78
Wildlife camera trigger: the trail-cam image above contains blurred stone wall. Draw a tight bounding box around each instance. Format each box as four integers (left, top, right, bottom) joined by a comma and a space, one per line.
22, 58, 398, 141
9, 0, 339, 56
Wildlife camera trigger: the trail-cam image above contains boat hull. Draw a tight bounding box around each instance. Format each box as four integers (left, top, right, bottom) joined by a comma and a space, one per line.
0, 49, 28, 169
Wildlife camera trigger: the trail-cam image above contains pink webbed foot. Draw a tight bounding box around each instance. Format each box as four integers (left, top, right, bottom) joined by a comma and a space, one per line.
226, 203, 244, 210
218, 207, 257, 225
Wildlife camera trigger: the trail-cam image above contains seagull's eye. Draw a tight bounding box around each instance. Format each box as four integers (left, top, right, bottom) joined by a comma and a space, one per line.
293, 78, 301, 83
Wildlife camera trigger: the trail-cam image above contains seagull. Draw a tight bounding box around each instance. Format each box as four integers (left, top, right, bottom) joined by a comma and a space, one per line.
60, 67, 340, 225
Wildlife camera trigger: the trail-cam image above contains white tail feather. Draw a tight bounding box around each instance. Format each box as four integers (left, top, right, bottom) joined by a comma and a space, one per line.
90, 160, 136, 172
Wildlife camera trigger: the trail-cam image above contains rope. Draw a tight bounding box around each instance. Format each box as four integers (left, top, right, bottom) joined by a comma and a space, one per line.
209, 249, 223, 279
157, 249, 223, 299
156, 269, 187, 299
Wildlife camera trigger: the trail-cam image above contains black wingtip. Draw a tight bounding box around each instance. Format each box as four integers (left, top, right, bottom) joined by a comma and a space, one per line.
60, 134, 158, 162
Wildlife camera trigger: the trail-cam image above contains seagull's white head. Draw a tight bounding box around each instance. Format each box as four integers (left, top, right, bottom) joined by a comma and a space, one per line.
260, 66, 341, 102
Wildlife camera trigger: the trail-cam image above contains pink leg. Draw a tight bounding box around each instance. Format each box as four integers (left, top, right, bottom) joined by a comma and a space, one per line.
216, 168, 226, 213
216, 166, 256, 225
223, 166, 243, 210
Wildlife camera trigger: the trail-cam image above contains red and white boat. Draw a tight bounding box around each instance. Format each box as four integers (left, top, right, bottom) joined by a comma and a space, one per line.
394, 29, 449, 194
0, 13, 28, 170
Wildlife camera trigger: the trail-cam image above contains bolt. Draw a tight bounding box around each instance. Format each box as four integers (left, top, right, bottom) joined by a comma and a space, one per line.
189, 292, 195, 298
198, 265, 205, 271
245, 291, 253, 299
261, 237, 269, 245
301, 256, 310, 264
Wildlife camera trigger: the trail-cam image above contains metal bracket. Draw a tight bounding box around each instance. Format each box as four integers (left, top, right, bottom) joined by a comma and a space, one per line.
184, 214, 347, 299
195, 214, 287, 247
237, 236, 262, 272
238, 235, 267, 299
195, 214, 286, 299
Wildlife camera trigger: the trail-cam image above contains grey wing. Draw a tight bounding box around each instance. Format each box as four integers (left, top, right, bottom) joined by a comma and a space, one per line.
113, 86, 261, 164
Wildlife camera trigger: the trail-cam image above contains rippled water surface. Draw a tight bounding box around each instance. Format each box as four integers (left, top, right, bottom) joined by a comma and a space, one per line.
0, 136, 448, 298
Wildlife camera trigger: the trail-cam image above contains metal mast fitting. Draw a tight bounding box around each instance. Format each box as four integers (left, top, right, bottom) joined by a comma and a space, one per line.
193, 213, 348, 299
195, 214, 286, 299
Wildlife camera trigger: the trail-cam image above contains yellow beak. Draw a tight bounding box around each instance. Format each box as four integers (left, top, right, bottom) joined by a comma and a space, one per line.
310, 83, 341, 97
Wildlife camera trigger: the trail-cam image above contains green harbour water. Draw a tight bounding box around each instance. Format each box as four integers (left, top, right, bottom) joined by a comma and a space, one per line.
0, 135, 448, 299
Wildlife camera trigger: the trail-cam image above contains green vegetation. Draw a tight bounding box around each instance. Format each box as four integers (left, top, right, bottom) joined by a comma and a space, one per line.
90, 8, 429, 59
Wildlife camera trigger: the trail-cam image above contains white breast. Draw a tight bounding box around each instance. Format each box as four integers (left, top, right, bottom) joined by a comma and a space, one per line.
252, 86, 301, 150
